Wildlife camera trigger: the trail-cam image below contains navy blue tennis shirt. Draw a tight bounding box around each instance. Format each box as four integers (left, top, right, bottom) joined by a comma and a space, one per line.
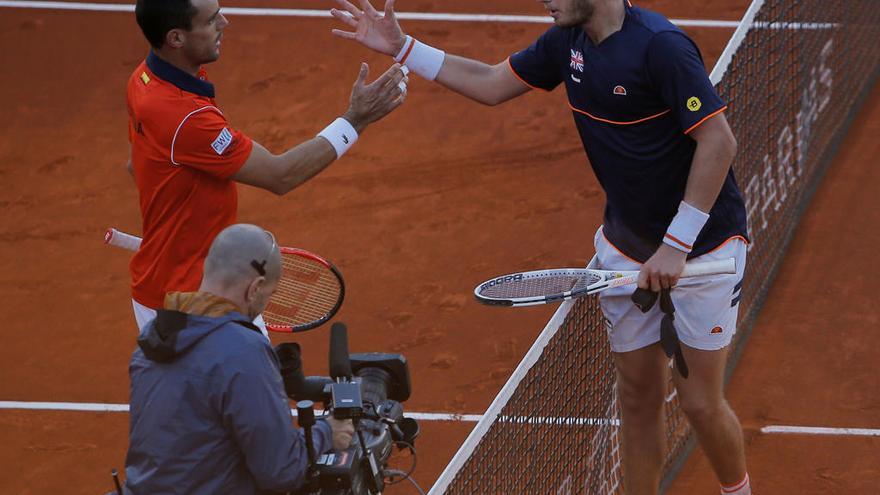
509, 3, 748, 262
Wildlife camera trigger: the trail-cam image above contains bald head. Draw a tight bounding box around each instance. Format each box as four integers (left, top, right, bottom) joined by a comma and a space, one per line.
202, 223, 281, 289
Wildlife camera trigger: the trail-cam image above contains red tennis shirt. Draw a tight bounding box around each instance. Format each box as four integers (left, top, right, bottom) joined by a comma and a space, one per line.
126, 52, 254, 309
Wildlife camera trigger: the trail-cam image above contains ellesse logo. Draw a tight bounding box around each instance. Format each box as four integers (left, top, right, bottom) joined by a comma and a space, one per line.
613, 85, 627, 95
710, 326, 723, 334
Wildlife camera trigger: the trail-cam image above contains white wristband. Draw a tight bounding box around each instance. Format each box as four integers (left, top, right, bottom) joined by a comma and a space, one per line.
394, 35, 445, 81
663, 200, 710, 253
317, 117, 358, 159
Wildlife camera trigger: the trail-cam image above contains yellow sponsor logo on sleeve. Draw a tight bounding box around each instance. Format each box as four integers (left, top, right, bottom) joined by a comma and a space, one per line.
687, 96, 702, 112
140, 72, 151, 85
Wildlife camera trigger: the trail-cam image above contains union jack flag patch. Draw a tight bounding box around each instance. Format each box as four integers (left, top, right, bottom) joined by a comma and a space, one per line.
570, 49, 584, 72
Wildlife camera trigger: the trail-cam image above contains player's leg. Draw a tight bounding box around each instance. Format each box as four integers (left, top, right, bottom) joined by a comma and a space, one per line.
613, 344, 669, 494
594, 227, 671, 493
670, 237, 750, 493
672, 344, 748, 487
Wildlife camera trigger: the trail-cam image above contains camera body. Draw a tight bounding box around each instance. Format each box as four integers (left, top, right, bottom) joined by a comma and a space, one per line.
276, 336, 419, 495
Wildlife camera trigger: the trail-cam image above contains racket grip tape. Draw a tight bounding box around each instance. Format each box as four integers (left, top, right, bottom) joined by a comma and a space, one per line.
104, 228, 142, 251
680, 257, 736, 277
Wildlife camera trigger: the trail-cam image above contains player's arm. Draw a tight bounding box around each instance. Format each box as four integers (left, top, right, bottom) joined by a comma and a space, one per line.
639, 114, 737, 291
330, 0, 530, 106
638, 32, 737, 291
683, 113, 737, 213
233, 135, 338, 195
433, 55, 532, 106
233, 62, 406, 195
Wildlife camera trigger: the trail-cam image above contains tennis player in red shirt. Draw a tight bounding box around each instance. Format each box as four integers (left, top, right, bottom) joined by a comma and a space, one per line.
126, 0, 407, 334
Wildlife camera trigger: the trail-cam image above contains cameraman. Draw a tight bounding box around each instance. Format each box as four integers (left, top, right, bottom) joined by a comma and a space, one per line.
124, 224, 354, 494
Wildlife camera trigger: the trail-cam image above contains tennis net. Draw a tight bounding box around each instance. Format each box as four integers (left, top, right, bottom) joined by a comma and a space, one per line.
430, 0, 880, 493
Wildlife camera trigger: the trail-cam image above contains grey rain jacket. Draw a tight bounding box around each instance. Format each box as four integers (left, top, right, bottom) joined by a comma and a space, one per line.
124, 309, 332, 494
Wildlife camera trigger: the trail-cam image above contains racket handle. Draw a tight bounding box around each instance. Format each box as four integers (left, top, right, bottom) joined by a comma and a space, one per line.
104, 228, 142, 251
680, 257, 736, 278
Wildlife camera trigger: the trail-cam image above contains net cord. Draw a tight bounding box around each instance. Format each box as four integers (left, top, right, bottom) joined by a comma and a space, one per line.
709, 0, 766, 85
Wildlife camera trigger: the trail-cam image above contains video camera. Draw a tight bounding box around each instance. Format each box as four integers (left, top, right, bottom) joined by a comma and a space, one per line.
275, 322, 421, 495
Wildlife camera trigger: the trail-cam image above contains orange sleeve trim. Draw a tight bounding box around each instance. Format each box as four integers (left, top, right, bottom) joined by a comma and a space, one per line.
568, 104, 671, 125
704, 235, 749, 255
399, 38, 416, 65
604, 229, 749, 262
664, 233, 693, 250
599, 228, 644, 264
684, 105, 728, 134
603, 223, 748, 263
506, 57, 547, 92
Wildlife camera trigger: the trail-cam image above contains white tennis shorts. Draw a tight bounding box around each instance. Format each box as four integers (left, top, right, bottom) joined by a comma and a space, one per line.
132, 299, 270, 340
594, 227, 747, 353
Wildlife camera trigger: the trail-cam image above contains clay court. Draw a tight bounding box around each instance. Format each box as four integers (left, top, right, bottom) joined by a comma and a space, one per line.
0, 0, 877, 493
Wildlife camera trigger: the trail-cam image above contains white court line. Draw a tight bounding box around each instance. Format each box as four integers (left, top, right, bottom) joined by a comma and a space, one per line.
0, 401, 132, 412
761, 425, 880, 437
0, 1, 741, 27
0, 401, 617, 425
0, 400, 483, 422
4, 402, 878, 437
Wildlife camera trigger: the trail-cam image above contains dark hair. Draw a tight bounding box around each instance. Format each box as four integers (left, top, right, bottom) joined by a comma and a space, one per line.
135, 0, 199, 49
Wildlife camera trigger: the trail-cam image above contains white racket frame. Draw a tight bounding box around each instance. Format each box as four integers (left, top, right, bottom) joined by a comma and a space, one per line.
474, 258, 736, 307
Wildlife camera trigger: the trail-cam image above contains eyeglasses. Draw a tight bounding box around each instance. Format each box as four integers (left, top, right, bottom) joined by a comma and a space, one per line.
250, 230, 277, 276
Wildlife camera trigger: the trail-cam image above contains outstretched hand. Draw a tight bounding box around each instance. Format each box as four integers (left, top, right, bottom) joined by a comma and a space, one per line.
343, 62, 408, 132
330, 0, 407, 56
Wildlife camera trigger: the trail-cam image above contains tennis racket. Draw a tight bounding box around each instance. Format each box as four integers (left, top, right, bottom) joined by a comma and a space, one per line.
474, 257, 736, 307
104, 228, 345, 332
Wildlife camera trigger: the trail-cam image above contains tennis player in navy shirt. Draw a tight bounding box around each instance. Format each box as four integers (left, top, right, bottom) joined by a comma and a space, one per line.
332, 0, 751, 493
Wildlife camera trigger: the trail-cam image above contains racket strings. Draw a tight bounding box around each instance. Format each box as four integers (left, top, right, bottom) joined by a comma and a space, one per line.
276, 276, 340, 300
264, 255, 342, 325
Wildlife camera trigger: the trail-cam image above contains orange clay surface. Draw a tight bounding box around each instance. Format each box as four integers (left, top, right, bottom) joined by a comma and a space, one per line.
1, 1, 876, 493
